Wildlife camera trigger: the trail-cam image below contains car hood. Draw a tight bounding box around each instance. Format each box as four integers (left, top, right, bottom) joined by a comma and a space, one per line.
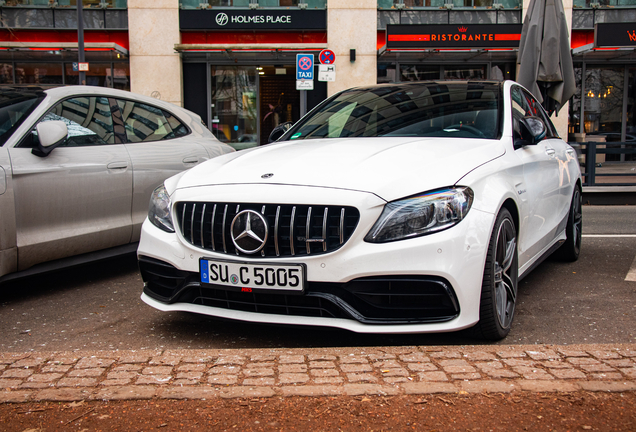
177, 137, 505, 202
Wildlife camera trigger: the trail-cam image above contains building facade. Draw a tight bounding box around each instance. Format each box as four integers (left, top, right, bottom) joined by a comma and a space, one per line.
1, 0, 635, 151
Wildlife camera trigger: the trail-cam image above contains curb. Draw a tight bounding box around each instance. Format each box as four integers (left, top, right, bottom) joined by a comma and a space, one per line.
1, 344, 635, 403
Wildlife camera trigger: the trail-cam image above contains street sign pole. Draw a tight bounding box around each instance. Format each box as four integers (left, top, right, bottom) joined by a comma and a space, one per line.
77, 0, 86, 85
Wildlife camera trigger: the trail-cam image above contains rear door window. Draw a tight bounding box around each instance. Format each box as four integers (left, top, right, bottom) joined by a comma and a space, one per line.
116, 99, 189, 143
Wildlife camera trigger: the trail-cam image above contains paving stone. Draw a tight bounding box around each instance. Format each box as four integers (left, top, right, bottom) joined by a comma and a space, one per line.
308, 355, 337, 361
112, 364, 144, 372
12, 358, 46, 368
118, 353, 152, 364
346, 373, 378, 383
548, 368, 587, 379
417, 371, 449, 382
41, 364, 72, 373
439, 360, 477, 374
619, 367, 636, 378
279, 373, 309, 384
282, 385, 343, 396
36, 388, 94, 401
2, 368, 33, 378
208, 365, 241, 375
218, 387, 275, 398
101, 379, 132, 386
341, 363, 372, 373
107, 371, 139, 380
451, 373, 481, 380
208, 375, 238, 385
0, 390, 32, 402
160, 386, 218, 399
463, 352, 497, 361
310, 369, 339, 378
177, 364, 207, 372
19, 382, 52, 389
246, 362, 276, 368
605, 359, 635, 368
57, 377, 98, 387
567, 357, 601, 366
315, 377, 344, 384
587, 350, 621, 360
26, 373, 63, 383
142, 366, 173, 375
215, 356, 246, 365
399, 353, 430, 362
47, 356, 80, 365
0, 379, 23, 389
244, 368, 274, 377
428, 351, 462, 359
367, 353, 396, 361
503, 359, 535, 367
496, 350, 527, 359
250, 355, 276, 362
460, 380, 516, 393
525, 350, 560, 360
578, 381, 636, 392
344, 384, 400, 396
402, 382, 458, 394
93, 386, 156, 400
557, 348, 589, 357
590, 372, 624, 380
137, 375, 172, 385
617, 349, 636, 358
243, 377, 276, 386
384, 377, 409, 384
68, 368, 105, 377
381, 368, 409, 377
374, 360, 402, 369
309, 361, 336, 369
149, 356, 181, 366
75, 358, 116, 369
279, 355, 304, 364
176, 372, 203, 380
480, 368, 520, 379
580, 364, 616, 373
407, 363, 438, 372
279, 364, 307, 373
540, 360, 574, 369
512, 367, 554, 380
339, 355, 370, 364
172, 379, 200, 386
518, 380, 580, 392
0, 353, 29, 364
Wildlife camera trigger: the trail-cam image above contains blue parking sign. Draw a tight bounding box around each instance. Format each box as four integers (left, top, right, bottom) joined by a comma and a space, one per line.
296, 54, 314, 80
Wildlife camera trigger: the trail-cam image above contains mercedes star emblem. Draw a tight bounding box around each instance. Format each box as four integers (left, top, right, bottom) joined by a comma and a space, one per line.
261, 173, 274, 179
230, 210, 269, 254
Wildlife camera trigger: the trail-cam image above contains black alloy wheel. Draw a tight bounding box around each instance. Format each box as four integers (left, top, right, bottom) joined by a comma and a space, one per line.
474, 208, 518, 340
553, 186, 582, 262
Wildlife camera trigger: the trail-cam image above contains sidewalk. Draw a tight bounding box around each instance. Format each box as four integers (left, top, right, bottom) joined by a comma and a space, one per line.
1, 344, 635, 403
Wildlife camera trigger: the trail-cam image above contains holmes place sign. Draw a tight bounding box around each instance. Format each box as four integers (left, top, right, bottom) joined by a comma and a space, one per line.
386, 24, 523, 49
180, 9, 327, 31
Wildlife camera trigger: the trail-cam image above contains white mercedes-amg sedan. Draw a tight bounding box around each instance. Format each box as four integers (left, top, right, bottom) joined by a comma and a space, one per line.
138, 80, 582, 340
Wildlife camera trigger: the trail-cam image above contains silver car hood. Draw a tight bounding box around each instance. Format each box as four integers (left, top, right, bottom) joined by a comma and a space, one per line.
176, 137, 505, 202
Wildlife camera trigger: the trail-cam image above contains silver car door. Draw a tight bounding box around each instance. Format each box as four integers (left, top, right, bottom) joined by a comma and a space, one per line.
0, 146, 17, 278
115, 99, 209, 240
8, 96, 133, 271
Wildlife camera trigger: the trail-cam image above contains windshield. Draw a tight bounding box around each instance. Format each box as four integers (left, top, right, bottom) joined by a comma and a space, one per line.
0, 88, 45, 146
284, 82, 501, 141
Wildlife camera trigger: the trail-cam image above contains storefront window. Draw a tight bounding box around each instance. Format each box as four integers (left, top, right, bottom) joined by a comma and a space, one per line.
15, 63, 63, 85
583, 66, 624, 136
210, 66, 258, 150
0, 64, 14, 84
380, 0, 521, 8
400, 64, 439, 81
194, 0, 326, 7
378, 64, 397, 83
569, 66, 583, 138
444, 65, 485, 80
573, 0, 636, 7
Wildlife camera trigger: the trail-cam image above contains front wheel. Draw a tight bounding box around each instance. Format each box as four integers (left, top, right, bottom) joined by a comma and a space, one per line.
473, 208, 518, 340
552, 186, 582, 262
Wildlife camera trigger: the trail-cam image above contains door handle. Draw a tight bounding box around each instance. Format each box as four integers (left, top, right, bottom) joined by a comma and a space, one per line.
107, 162, 128, 170
183, 157, 199, 165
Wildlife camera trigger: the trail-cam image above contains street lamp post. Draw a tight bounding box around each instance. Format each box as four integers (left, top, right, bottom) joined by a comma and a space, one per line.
77, 0, 86, 85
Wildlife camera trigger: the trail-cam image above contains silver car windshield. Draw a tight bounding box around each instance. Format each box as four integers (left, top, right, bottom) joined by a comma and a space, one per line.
0, 90, 45, 146
286, 82, 501, 141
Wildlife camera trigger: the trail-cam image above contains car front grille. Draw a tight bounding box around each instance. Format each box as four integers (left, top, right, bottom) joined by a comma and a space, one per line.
175, 202, 360, 258
139, 256, 460, 325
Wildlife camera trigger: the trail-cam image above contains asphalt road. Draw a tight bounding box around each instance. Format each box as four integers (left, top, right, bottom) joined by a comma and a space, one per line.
1, 206, 635, 352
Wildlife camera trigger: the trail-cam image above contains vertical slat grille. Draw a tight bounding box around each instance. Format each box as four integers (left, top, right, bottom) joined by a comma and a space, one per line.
176, 202, 360, 258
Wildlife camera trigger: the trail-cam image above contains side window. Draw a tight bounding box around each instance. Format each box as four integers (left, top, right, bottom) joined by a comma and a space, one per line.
40, 97, 114, 147
521, 90, 558, 139
116, 99, 189, 143
511, 87, 528, 140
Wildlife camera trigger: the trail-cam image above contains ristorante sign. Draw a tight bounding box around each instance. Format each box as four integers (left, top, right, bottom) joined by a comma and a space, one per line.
180, 9, 326, 30
595, 22, 636, 47
386, 24, 522, 49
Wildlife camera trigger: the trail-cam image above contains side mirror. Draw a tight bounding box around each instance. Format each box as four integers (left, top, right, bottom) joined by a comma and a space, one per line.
268, 121, 293, 143
516, 116, 546, 147
32, 120, 68, 157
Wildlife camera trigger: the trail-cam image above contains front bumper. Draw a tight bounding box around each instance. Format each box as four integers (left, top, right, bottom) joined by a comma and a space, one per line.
138, 185, 494, 334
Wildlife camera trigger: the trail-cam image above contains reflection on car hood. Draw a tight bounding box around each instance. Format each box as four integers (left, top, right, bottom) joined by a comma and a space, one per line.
177, 137, 505, 202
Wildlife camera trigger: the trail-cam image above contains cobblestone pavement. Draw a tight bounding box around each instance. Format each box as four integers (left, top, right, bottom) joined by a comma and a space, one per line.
1, 344, 635, 403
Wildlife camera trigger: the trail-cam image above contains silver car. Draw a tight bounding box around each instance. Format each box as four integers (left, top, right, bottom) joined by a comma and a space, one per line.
0, 85, 234, 282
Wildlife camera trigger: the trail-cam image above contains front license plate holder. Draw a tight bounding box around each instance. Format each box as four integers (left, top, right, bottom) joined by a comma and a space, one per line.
200, 258, 306, 294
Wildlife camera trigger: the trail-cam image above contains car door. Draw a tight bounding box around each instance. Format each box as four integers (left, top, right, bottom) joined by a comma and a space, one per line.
115, 98, 210, 240
510, 86, 561, 265
8, 96, 133, 271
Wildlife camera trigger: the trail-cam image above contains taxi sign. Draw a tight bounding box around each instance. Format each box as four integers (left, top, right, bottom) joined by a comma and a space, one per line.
296, 54, 314, 80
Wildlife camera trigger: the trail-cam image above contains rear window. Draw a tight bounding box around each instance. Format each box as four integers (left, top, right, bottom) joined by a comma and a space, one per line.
284, 82, 501, 141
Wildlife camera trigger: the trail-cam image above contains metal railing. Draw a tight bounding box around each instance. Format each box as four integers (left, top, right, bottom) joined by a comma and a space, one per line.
570, 141, 636, 186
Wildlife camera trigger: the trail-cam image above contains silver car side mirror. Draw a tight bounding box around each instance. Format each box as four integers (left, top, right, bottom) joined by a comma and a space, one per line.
32, 120, 68, 157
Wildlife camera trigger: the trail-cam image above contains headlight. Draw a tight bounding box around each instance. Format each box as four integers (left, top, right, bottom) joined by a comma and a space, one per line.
148, 184, 175, 233
364, 187, 474, 243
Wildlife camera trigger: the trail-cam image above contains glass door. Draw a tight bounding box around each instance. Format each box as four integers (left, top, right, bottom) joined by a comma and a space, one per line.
210, 66, 258, 150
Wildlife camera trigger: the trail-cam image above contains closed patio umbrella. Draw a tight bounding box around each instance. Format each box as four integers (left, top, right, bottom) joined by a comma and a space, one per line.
516, 0, 576, 116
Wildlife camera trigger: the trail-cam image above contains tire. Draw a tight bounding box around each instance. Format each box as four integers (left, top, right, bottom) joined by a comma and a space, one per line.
552, 186, 582, 262
473, 208, 518, 341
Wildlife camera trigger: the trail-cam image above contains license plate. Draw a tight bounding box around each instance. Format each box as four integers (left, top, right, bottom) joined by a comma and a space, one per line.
200, 258, 305, 293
